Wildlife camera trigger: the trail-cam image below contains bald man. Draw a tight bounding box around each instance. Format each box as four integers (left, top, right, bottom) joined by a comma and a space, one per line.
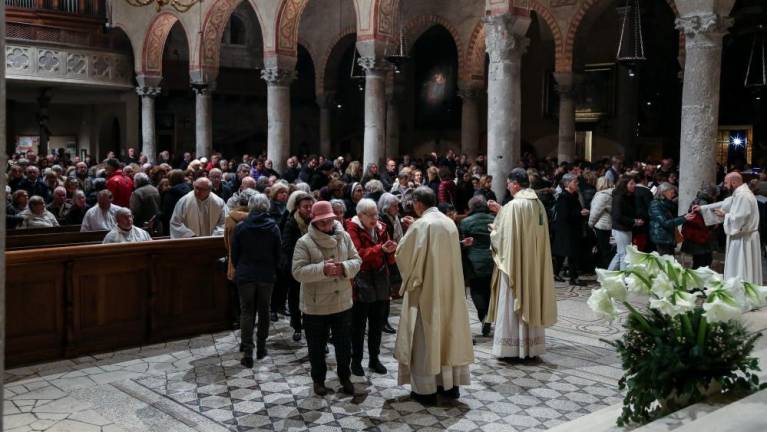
696, 172, 762, 284
170, 177, 228, 238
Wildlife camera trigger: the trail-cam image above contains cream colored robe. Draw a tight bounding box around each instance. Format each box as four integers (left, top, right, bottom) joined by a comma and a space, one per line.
488, 189, 557, 327
169, 191, 227, 239
394, 207, 474, 378
702, 184, 762, 284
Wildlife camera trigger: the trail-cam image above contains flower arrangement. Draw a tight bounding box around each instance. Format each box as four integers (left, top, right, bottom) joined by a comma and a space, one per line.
588, 246, 766, 426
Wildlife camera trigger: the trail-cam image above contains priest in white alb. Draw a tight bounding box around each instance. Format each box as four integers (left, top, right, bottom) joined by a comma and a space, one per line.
394, 186, 474, 405
487, 168, 558, 359
696, 172, 762, 284
170, 177, 227, 239
103, 208, 152, 244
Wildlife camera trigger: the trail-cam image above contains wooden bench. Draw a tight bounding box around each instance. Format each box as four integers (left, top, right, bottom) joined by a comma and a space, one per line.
7, 225, 82, 236
7, 230, 170, 250
6, 237, 230, 367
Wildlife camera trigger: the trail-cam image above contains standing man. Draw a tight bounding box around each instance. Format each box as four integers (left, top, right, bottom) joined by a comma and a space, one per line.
487, 168, 557, 359
105, 159, 134, 207
394, 187, 474, 405
169, 177, 227, 238
696, 172, 762, 284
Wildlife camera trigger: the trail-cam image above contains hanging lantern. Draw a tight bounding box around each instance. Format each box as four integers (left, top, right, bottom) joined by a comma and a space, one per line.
350, 48, 366, 92
385, 29, 410, 73
616, 0, 646, 78
745, 29, 766, 89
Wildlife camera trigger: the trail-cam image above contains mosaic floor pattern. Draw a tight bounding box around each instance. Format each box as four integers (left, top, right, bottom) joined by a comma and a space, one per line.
4, 282, 630, 432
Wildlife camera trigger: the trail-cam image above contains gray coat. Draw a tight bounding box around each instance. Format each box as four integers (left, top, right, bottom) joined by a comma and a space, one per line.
589, 188, 613, 231
130, 184, 161, 228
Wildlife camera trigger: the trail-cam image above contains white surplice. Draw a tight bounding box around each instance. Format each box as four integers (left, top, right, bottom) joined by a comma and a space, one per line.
169, 191, 227, 239
492, 272, 546, 358
103, 226, 152, 244
703, 185, 763, 285
80, 204, 123, 232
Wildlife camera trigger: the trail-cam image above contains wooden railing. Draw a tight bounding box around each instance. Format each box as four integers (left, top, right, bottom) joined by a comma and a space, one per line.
5, 0, 103, 17
6, 237, 231, 367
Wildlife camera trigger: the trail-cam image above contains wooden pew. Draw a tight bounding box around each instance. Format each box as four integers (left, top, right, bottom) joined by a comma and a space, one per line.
7, 225, 82, 236
7, 230, 108, 250
6, 237, 230, 367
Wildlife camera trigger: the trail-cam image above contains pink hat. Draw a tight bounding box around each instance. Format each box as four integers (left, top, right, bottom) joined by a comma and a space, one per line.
311, 201, 336, 223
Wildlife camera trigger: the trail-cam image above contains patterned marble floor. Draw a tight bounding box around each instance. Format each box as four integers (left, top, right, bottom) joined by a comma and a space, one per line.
4, 282, 631, 432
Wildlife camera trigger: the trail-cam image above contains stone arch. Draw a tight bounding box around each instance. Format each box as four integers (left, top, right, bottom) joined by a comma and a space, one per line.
528, 0, 565, 72
317, 27, 357, 95
272, 0, 310, 57
140, 12, 187, 77
403, 16, 465, 81
196, 0, 245, 77
562, 0, 684, 72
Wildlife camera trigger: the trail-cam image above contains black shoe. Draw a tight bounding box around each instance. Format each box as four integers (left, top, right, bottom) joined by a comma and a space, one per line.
256, 347, 267, 360
554, 275, 565, 283
270, 312, 278, 322
368, 359, 387, 374
438, 386, 460, 399
482, 323, 492, 337
382, 323, 396, 334
410, 391, 437, 405
239, 343, 245, 353
292, 331, 302, 342
278, 308, 291, 316
340, 378, 355, 395
351, 362, 365, 376
240, 353, 254, 369
570, 279, 587, 287
472, 338, 476, 346
313, 382, 328, 396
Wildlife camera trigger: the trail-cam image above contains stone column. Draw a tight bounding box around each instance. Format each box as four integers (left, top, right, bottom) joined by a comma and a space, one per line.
676, 12, 732, 214
317, 92, 333, 158
135, 85, 161, 164
386, 91, 400, 159
261, 68, 294, 174
458, 82, 483, 158
359, 56, 388, 169
485, 13, 530, 199
1, 0, 7, 417
192, 84, 213, 159
553, 72, 576, 163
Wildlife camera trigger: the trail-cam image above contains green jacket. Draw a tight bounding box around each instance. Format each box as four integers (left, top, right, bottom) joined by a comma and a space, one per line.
459, 209, 496, 278
649, 198, 684, 246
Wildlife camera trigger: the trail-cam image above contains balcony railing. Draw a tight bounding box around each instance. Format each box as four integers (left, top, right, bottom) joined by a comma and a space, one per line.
5, 0, 104, 17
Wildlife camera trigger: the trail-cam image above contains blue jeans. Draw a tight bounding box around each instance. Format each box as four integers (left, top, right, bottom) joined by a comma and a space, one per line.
608, 230, 633, 271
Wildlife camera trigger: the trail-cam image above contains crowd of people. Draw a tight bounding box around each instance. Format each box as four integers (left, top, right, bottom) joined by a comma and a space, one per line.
6, 145, 764, 402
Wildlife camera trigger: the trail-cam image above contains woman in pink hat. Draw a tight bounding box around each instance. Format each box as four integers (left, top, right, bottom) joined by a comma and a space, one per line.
292, 200, 362, 396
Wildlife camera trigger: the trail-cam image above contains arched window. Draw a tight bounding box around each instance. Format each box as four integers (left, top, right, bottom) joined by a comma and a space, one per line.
226, 16, 247, 46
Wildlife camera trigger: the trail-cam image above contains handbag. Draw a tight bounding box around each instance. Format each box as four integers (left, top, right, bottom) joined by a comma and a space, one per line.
354, 267, 390, 303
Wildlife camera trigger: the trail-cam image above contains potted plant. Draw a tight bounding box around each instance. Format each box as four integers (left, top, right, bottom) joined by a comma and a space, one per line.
588, 246, 766, 426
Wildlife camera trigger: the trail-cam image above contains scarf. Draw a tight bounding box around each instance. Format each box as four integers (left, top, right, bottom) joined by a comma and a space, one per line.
386, 213, 404, 242
294, 211, 309, 235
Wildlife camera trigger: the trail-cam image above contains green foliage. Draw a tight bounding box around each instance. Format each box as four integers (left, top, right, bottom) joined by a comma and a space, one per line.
602, 305, 763, 426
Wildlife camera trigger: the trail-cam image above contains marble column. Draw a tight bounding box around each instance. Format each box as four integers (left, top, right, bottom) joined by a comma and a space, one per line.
261, 68, 294, 174
193, 84, 213, 159
136, 85, 161, 164
317, 93, 333, 158
386, 91, 400, 159
675, 13, 732, 214
458, 82, 483, 158
553, 72, 576, 164
1, 0, 7, 415
359, 56, 388, 169
485, 13, 530, 199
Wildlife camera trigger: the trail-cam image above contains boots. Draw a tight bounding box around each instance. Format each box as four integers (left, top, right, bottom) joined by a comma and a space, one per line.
240, 351, 254, 369
351, 361, 365, 377
340, 377, 355, 395
368, 358, 387, 374
256, 341, 267, 360
313, 382, 328, 396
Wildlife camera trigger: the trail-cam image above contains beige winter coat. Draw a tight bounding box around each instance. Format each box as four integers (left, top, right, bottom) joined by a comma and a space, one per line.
292, 220, 361, 316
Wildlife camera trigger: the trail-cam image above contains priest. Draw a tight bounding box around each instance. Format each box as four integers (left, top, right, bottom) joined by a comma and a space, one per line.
487, 168, 557, 359
394, 186, 474, 405
170, 177, 227, 239
103, 208, 152, 244
696, 172, 762, 284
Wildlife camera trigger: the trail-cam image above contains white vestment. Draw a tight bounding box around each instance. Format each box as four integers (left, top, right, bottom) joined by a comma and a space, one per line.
103, 226, 152, 244
81, 204, 123, 232
492, 272, 546, 358
704, 185, 762, 284
170, 191, 227, 239
19, 209, 59, 229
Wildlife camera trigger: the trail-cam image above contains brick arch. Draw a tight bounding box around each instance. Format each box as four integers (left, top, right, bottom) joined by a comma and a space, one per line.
140, 12, 185, 77
529, 0, 565, 72
562, 0, 684, 73
272, 0, 310, 57
317, 27, 357, 94
196, 0, 246, 78
403, 15, 465, 81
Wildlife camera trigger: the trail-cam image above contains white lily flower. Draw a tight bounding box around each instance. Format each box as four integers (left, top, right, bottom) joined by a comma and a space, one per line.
624, 245, 646, 266
588, 288, 618, 321
703, 297, 742, 323
626, 273, 651, 295
692, 266, 721, 287
596, 269, 628, 301
650, 272, 675, 299
742, 282, 767, 309
672, 291, 698, 314
649, 297, 678, 317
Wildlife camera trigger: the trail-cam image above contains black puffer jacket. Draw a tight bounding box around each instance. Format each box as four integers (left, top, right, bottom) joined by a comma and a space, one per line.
231, 212, 281, 284
611, 190, 637, 232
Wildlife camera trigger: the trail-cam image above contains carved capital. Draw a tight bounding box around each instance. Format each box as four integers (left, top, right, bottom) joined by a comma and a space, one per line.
675, 13, 733, 37
553, 72, 576, 98
136, 86, 161, 98
260, 67, 295, 86
357, 56, 389, 74
191, 82, 214, 96
484, 14, 530, 63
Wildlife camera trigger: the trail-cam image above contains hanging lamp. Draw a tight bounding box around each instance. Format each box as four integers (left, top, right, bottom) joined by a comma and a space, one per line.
745, 27, 766, 89
616, 0, 646, 78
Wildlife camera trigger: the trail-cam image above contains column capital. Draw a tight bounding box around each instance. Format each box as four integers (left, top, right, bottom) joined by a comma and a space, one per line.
484, 14, 531, 63
675, 13, 733, 38
553, 72, 578, 97
261, 67, 295, 86
457, 82, 484, 101
316, 91, 335, 108
136, 86, 161, 98
358, 56, 389, 75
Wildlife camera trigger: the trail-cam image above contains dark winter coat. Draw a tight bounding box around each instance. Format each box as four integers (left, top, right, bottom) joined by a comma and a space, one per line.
160, 183, 192, 236
231, 212, 282, 285
611, 190, 637, 232
649, 198, 685, 246
552, 189, 585, 257
459, 208, 496, 278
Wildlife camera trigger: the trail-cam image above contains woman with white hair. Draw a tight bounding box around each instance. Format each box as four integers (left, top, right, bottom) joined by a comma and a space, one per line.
231, 193, 281, 367
19, 195, 59, 229
345, 198, 396, 377
649, 182, 695, 256
378, 192, 407, 334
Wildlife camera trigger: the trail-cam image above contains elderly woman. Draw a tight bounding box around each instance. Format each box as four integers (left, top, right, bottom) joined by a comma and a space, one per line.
292, 201, 361, 396
459, 195, 496, 337
378, 192, 406, 334
552, 173, 589, 286
282, 191, 316, 341
344, 182, 364, 219
609, 175, 644, 270
11, 189, 29, 213
225, 189, 260, 281
19, 195, 59, 229
232, 194, 282, 367
649, 182, 695, 256
268, 182, 289, 225
345, 198, 396, 377
330, 199, 347, 225
681, 185, 719, 268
